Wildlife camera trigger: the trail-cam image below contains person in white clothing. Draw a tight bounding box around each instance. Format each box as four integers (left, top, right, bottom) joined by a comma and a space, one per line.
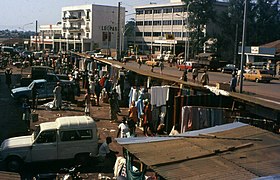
117, 117, 129, 138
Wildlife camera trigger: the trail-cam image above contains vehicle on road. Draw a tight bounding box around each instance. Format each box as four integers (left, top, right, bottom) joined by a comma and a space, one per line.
12, 78, 78, 102
221, 64, 238, 74
123, 55, 136, 62
146, 59, 159, 66
177, 61, 200, 71
243, 69, 273, 83
0, 116, 98, 172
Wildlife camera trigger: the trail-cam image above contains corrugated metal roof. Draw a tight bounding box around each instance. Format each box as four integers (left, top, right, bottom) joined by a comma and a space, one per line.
120, 123, 280, 180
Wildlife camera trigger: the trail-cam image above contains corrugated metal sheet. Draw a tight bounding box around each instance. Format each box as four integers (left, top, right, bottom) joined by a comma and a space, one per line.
121, 124, 280, 180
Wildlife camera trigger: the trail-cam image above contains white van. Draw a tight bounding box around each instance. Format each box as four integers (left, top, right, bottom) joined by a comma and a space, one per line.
0, 116, 98, 171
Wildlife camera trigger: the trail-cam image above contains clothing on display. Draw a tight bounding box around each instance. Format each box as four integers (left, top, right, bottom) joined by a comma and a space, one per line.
150, 86, 170, 107
180, 106, 225, 133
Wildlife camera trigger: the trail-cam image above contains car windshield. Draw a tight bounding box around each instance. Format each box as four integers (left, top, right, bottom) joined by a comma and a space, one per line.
226, 64, 235, 68
28, 82, 35, 89
260, 70, 269, 74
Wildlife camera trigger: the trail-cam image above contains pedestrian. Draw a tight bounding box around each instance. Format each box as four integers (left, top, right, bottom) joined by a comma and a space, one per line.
117, 117, 130, 138
84, 91, 91, 116
22, 99, 31, 132
95, 79, 101, 106
159, 60, 164, 74
181, 70, 188, 81
137, 57, 142, 68
5, 68, 12, 88
128, 101, 138, 126
109, 89, 120, 122
230, 74, 237, 92
31, 84, 38, 109
151, 63, 154, 72
53, 82, 62, 110
192, 68, 198, 82
143, 100, 152, 137
200, 69, 209, 86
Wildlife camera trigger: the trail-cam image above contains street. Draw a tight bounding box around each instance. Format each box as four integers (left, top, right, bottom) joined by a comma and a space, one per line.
123, 60, 280, 102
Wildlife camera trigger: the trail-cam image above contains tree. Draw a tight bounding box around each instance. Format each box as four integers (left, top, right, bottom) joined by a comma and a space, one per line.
182, 0, 216, 57
217, 0, 280, 63
216, 0, 245, 63
248, 0, 280, 45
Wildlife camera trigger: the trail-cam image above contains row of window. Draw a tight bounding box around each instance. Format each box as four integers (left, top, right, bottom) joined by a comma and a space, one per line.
136, 20, 185, 26
135, 32, 193, 37
35, 129, 93, 144
136, 7, 187, 15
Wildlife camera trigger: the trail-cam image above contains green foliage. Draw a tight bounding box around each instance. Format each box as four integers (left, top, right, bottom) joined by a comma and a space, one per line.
182, 0, 216, 57
216, 0, 280, 62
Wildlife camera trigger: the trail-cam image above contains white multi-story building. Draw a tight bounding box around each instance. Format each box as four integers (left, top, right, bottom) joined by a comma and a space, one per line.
133, 0, 227, 55
31, 4, 125, 53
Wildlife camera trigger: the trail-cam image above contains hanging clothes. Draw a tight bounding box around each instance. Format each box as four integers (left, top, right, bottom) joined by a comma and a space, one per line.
125, 150, 147, 180
128, 87, 139, 107
114, 157, 126, 178
150, 86, 170, 107
115, 84, 122, 101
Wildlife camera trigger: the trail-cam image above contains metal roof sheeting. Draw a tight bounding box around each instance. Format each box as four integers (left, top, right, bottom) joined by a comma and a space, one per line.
120, 123, 280, 180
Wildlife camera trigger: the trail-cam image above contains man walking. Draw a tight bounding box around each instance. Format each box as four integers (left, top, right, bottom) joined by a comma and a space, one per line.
192, 68, 198, 82
53, 82, 62, 110
200, 69, 209, 86
230, 74, 237, 92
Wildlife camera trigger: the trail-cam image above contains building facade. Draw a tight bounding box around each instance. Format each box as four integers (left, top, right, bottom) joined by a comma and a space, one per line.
133, 0, 227, 56
31, 4, 125, 53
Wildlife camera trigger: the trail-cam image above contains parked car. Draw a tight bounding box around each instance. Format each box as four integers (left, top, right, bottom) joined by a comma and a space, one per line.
221, 64, 238, 74
11, 79, 56, 102
243, 69, 273, 83
0, 116, 98, 172
12, 79, 78, 102
123, 55, 136, 62
177, 61, 200, 71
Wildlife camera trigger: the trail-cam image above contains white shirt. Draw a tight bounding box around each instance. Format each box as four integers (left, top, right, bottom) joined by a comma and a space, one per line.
118, 123, 129, 138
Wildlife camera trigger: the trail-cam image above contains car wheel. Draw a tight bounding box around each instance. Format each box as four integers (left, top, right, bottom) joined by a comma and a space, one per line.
6, 157, 22, 172
255, 78, 259, 83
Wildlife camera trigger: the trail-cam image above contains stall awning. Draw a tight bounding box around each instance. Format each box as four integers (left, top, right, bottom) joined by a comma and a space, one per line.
117, 122, 280, 180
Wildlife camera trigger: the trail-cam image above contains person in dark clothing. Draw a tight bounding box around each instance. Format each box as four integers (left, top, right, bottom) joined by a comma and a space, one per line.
5, 68, 12, 88
230, 74, 237, 92
181, 70, 188, 81
31, 85, 38, 109
22, 99, 31, 132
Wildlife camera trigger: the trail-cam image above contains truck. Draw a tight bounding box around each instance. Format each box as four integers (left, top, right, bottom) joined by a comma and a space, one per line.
0, 116, 98, 172
20, 66, 70, 87
12, 78, 78, 103
193, 53, 225, 71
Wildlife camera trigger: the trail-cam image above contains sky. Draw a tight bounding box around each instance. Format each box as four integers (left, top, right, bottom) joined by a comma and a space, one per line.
0, 0, 169, 31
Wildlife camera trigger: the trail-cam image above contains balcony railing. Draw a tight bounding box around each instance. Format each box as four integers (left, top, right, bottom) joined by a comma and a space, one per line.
62, 16, 84, 22
68, 27, 84, 32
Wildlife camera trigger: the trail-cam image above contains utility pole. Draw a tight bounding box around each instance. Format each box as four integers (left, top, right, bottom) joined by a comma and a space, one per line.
116, 2, 121, 61
239, 0, 248, 93
35, 20, 38, 51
